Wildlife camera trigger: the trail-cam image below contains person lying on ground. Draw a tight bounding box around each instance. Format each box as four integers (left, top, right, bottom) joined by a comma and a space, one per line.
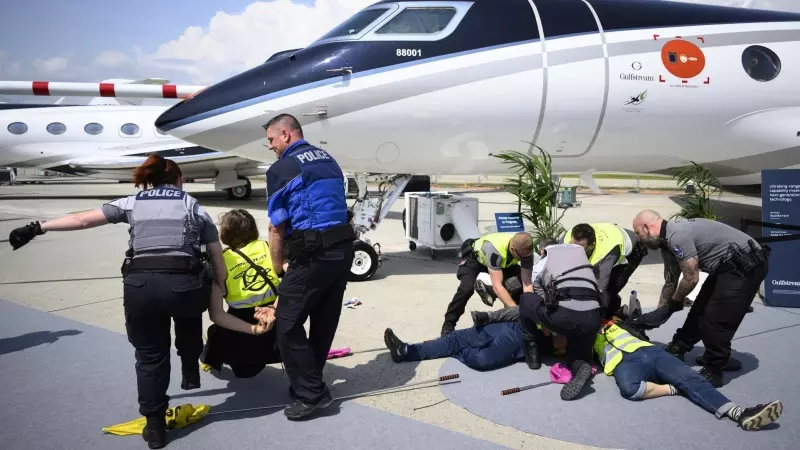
595, 301, 782, 431
201, 209, 282, 379
383, 311, 561, 372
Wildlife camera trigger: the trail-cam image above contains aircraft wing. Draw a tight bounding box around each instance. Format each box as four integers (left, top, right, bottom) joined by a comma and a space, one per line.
0, 80, 207, 100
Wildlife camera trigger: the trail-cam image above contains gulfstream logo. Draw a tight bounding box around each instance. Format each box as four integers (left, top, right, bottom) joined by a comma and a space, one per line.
773, 280, 800, 286
620, 73, 655, 81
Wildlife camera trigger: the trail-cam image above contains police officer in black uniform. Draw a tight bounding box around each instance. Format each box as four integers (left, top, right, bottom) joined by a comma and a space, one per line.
633, 209, 769, 387
8, 154, 225, 449
263, 114, 356, 420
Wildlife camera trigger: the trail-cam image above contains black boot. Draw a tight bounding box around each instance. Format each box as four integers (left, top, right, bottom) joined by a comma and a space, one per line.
698, 366, 724, 388
142, 415, 167, 449
471, 311, 489, 327
737, 400, 783, 431
284, 388, 334, 421
560, 361, 593, 401
181, 360, 201, 391
663, 341, 687, 362
383, 328, 407, 363
524, 339, 541, 370
696, 355, 742, 372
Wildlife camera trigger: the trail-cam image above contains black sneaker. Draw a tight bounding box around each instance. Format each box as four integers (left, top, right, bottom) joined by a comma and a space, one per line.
142, 416, 167, 449
698, 366, 723, 388
474, 280, 495, 307
441, 321, 456, 336
560, 361, 593, 401
738, 400, 783, 431
383, 328, 407, 363
284, 389, 334, 421
664, 342, 686, 362
696, 355, 743, 372
471, 311, 489, 327
524, 339, 541, 370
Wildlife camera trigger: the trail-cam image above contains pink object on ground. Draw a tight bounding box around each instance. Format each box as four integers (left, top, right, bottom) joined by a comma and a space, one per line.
327, 347, 352, 359
549, 362, 598, 384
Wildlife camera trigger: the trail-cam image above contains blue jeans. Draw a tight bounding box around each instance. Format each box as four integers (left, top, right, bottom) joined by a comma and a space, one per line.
404, 322, 525, 371
613, 346, 735, 418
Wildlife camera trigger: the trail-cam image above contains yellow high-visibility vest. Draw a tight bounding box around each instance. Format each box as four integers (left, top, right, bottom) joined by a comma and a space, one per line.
563, 223, 629, 265
593, 323, 653, 375
472, 232, 519, 268
222, 240, 280, 309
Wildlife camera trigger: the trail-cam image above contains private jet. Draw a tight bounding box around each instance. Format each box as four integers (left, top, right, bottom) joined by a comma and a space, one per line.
149, 0, 800, 279
0, 79, 265, 200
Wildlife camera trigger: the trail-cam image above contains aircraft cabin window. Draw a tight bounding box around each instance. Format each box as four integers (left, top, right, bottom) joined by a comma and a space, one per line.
375, 7, 457, 34
47, 122, 67, 135
742, 46, 781, 82
84, 122, 104, 135
7, 122, 28, 135
120, 123, 141, 136
315, 7, 389, 41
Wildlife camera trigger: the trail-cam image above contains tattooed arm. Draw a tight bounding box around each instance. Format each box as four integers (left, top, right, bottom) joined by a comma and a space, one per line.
672, 256, 700, 304
659, 248, 681, 307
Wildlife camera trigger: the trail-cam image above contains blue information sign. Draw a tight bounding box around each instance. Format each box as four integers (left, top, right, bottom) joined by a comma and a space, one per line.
761, 169, 800, 308
495, 212, 525, 232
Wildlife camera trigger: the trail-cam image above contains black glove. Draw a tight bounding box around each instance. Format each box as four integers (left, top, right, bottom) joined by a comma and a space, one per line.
9, 221, 45, 250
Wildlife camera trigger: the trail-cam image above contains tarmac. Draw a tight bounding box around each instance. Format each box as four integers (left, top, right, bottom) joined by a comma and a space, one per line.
0, 180, 767, 449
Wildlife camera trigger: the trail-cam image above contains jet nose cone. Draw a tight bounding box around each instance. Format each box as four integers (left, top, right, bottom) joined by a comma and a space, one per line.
155, 95, 201, 135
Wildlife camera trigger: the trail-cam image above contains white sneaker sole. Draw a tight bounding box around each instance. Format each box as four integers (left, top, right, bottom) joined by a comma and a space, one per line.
474, 281, 495, 307
741, 400, 783, 431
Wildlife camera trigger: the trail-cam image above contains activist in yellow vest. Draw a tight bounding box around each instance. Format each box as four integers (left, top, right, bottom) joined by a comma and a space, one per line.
564, 223, 627, 266
472, 232, 519, 268
593, 322, 654, 375
222, 239, 280, 309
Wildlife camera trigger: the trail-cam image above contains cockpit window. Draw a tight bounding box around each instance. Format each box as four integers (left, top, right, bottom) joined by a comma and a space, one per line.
315, 8, 390, 41
375, 7, 457, 34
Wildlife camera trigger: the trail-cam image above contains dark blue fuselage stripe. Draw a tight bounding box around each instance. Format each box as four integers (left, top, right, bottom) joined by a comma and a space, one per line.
157, 0, 800, 132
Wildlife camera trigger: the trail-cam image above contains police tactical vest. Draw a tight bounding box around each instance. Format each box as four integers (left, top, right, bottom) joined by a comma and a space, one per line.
539, 244, 600, 311
472, 232, 519, 268
593, 323, 654, 375
130, 185, 198, 256
222, 240, 280, 309
284, 142, 349, 232
564, 223, 629, 266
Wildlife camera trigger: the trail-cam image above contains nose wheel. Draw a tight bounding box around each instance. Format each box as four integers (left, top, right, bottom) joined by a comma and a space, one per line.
349, 239, 380, 282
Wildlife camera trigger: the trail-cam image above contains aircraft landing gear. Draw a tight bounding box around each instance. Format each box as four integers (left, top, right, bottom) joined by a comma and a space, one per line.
348, 173, 413, 281
226, 176, 252, 200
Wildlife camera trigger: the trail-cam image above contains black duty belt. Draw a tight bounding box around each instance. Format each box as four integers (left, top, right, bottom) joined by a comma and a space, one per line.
286, 223, 357, 259
123, 255, 204, 274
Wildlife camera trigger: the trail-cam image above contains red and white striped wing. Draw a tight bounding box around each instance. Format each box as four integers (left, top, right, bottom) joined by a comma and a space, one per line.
0, 81, 207, 99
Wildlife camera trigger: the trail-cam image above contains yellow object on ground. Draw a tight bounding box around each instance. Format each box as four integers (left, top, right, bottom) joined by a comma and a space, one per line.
101, 404, 211, 436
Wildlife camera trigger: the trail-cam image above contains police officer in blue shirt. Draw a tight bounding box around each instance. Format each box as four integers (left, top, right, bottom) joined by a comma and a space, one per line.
262, 114, 356, 420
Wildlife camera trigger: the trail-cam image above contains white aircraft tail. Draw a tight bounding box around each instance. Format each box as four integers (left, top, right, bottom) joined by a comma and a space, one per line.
87, 78, 170, 106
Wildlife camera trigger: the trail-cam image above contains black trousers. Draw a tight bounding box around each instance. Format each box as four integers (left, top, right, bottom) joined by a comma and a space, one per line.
276, 240, 355, 403
518, 292, 601, 368
604, 244, 647, 318
123, 271, 210, 417
444, 255, 522, 326
201, 306, 281, 378
671, 261, 768, 370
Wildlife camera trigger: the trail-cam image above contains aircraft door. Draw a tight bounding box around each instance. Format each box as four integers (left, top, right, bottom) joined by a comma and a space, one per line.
531, 0, 607, 157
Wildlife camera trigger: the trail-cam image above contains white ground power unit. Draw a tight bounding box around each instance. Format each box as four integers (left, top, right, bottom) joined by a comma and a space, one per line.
404, 192, 480, 259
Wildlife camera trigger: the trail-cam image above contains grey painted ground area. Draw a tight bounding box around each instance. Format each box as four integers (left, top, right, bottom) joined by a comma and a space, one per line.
439, 304, 800, 450
0, 299, 503, 450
